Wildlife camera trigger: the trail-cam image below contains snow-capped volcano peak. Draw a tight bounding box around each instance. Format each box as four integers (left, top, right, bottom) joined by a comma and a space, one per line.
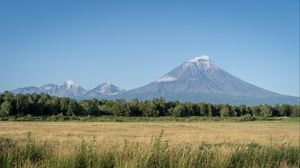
64, 80, 76, 89
184, 55, 214, 70
156, 55, 218, 83
189, 55, 210, 63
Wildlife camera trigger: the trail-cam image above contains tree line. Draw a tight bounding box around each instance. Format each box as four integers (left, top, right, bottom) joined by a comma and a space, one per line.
0, 91, 299, 118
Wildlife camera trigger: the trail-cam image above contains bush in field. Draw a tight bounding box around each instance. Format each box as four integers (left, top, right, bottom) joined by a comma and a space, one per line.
145, 130, 169, 168
21, 132, 47, 164
74, 139, 96, 168
239, 114, 255, 121
0, 101, 11, 117
0, 132, 50, 168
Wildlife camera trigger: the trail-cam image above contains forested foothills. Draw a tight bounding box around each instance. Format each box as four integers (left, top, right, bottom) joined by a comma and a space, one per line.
0, 91, 299, 118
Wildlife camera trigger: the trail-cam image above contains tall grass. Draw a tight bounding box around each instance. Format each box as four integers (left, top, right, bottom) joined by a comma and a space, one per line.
0, 132, 299, 168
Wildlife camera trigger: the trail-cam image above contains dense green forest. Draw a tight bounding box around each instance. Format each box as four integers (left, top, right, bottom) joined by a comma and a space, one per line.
0, 91, 299, 118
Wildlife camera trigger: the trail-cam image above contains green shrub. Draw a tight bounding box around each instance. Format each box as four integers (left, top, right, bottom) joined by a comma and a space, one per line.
238, 114, 255, 121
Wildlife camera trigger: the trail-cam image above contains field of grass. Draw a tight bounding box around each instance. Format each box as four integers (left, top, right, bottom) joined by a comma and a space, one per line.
0, 119, 299, 167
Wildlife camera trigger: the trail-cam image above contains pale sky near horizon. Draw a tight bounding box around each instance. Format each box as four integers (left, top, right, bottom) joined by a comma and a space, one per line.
0, 0, 299, 96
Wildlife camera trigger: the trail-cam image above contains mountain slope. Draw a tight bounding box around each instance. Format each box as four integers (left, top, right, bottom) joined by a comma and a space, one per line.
117, 56, 299, 105
12, 86, 39, 94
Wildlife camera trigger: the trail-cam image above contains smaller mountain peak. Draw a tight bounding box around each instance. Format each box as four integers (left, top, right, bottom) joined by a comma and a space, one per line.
101, 83, 110, 88
102, 83, 110, 86
90, 83, 124, 96
189, 55, 210, 63
98, 83, 111, 88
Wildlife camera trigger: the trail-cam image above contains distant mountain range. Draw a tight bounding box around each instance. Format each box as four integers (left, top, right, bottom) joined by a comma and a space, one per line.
12, 56, 299, 105
13, 81, 124, 99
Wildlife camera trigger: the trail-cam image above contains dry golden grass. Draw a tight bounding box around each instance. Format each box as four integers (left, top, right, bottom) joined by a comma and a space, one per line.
0, 120, 298, 147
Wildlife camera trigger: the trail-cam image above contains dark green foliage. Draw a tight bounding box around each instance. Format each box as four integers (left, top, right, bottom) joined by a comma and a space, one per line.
128, 98, 143, 116
169, 104, 186, 117
111, 99, 129, 116
0, 92, 298, 118
291, 105, 300, 117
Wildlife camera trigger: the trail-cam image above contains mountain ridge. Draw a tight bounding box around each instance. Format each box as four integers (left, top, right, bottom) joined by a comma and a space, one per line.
11, 56, 299, 105
12, 81, 124, 99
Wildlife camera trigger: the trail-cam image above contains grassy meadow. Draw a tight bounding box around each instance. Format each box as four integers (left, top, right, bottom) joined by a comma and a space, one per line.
0, 119, 299, 167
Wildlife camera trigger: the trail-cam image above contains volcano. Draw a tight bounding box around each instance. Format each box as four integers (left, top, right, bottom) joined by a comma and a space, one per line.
117, 55, 299, 105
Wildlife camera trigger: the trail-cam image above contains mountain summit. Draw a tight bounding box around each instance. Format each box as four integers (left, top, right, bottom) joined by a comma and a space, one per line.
157, 55, 217, 82
117, 55, 299, 104
64, 80, 77, 89
83, 83, 125, 99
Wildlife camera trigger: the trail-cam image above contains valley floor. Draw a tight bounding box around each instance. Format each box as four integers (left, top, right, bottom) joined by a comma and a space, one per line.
0, 120, 299, 167
0, 120, 298, 146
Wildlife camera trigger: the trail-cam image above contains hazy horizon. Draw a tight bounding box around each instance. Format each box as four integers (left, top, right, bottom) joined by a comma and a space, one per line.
0, 0, 299, 97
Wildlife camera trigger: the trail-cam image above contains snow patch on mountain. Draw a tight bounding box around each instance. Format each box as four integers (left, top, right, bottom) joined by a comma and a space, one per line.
157, 76, 177, 82
189, 55, 210, 62
65, 80, 76, 89
99, 83, 111, 93
184, 55, 213, 70
44, 86, 52, 90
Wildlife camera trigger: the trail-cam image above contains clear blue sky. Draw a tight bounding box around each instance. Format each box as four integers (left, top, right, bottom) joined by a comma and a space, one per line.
0, 0, 299, 96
